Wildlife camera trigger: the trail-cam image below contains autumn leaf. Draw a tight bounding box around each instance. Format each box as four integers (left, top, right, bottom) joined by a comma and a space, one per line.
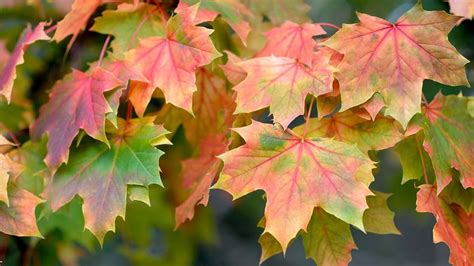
53, 0, 101, 51
258, 232, 283, 263
257, 21, 325, 66
0, 156, 10, 206
31, 67, 122, 170
316, 81, 341, 118
441, 179, 474, 214
125, 3, 221, 113
175, 135, 227, 228
233, 54, 334, 128
221, 52, 246, 85
302, 208, 356, 266
358, 93, 385, 121
8, 140, 48, 197
259, 192, 398, 264
0, 184, 43, 237
421, 94, 474, 193
323, 3, 469, 128
182, 68, 236, 145
448, 0, 474, 19
0, 101, 33, 133
0, 137, 14, 206
176, 0, 252, 44
295, 110, 407, 153
214, 121, 374, 250
46, 117, 169, 243
175, 68, 235, 227
363, 192, 400, 235
416, 184, 474, 266
0, 41, 8, 68
258, 208, 356, 266
0, 136, 13, 146
100, 58, 150, 117
91, 3, 165, 58
0, 22, 50, 103
395, 131, 435, 184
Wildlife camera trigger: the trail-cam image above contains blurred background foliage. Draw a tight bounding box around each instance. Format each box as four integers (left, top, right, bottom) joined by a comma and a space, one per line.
0, 0, 472, 265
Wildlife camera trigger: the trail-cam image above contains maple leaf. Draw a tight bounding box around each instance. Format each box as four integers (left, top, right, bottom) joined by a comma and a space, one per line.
46, 117, 169, 243
416, 184, 474, 265
258, 208, 356, 265
127, 81, 156, 117
53, 0, 101, 51
91, 3, 165, 57
233, 54, 334, 128
0, 155, 10, 206
363, 192, 400, 235
0, 137, 14, 206
175, 135, 227, 227
0, 184, 43, 237
302, 208, 356, 266
448, 0, 474, 19
0, 41, 8, 68
0, 22, 50, 103
395, 131, 435, 184
358, 93, 385, 121
0, 136, 13, 146
182, 68, 236, 145
421, 94, 474, 193
125, 4, 221, 113
31, 67, 122, 170
323, 3, 469, 128
214, 121, 374, 250
220, 52, 246, 85
258, 232, 284, 263
257, 21, 325, 66
8, 140, 48, 196
100, 58, 151, 117
176, 0, 252, 44
258, 191, 398, 263
295, 110, 407, 153
175, 69, 235, 226
316, 81, 341, 118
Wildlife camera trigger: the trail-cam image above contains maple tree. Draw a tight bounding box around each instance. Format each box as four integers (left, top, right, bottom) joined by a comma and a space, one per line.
0, 0, 473, 265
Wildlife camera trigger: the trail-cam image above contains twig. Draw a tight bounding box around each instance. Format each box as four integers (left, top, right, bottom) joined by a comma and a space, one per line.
415, 134, 429, 184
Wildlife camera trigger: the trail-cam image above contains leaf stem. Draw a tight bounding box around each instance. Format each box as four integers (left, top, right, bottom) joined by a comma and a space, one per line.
421, 93, 429, 105
415, 134, 429, 184
44, 24, 57, 35
302, 97, 315, 139
98, 35, 111, 67
286, 128, 300, 139
317, 23, 341, 30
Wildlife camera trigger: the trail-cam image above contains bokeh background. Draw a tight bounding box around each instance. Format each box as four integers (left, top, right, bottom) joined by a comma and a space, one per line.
0, 0, 472, 265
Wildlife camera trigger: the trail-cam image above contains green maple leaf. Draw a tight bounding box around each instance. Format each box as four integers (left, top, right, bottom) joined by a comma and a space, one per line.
91, 2, 165, 58
259, 208, 356, 265
46, 117, 170, 243
421, 94, 474, 193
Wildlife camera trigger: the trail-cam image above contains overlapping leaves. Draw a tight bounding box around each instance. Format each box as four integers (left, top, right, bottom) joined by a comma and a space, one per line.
323, 3, 469, 127
215, 121, 375, 250
0, 1, 472, 266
